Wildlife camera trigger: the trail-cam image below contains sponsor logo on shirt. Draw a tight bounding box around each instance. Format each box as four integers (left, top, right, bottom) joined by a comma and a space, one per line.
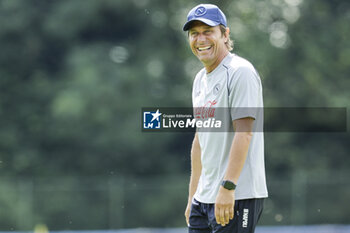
194, 100, 217, 119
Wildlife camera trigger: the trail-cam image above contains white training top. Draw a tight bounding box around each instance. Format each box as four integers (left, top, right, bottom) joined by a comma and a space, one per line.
192, 53, 268, 203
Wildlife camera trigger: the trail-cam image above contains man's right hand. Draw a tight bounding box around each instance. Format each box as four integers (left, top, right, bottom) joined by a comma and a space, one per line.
185, 202, 191, 226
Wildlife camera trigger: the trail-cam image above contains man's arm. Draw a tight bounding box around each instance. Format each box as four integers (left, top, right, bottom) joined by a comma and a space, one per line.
215, 117, 254, 226
185, 133, 202, 226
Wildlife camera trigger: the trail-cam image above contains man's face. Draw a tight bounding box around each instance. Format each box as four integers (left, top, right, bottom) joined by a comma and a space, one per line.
188, 21, 228, 68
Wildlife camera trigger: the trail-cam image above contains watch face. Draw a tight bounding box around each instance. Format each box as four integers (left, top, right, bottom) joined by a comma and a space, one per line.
225, 182, 233, 190
222, 180, 236, 190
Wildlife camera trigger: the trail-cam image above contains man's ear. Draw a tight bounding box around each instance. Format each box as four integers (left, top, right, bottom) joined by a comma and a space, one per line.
225, 27, 230, 42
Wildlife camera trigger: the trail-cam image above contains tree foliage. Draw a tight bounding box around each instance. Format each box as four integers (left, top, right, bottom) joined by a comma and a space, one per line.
0, 0, 349, 230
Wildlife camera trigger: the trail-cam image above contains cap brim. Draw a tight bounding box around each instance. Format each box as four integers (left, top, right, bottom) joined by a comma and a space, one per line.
183, 18, 219, 31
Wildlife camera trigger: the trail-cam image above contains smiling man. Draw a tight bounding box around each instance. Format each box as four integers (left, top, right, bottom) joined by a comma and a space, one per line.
183, 4, 268, 233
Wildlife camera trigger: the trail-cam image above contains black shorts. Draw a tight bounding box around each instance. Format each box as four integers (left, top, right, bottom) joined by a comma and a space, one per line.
188, 198, 265, 233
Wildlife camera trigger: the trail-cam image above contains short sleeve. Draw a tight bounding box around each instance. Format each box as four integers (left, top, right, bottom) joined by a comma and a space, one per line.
229, 66, 261, 120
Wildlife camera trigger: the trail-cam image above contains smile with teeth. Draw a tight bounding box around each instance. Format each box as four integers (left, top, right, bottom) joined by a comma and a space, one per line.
197, 45, 212, 51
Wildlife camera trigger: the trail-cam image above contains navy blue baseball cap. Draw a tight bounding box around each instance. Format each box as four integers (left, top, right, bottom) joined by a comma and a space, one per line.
183, 4, 227, 31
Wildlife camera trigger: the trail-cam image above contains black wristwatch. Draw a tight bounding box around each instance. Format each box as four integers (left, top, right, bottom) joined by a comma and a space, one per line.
221, 180, 236, 190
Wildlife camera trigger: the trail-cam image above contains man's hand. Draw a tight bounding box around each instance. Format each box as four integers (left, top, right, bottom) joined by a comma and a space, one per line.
215, 186, 235, 226
185, 202, 191, 226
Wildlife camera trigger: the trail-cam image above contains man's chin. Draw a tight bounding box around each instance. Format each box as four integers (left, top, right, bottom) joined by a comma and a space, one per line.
197, 56, 212, 64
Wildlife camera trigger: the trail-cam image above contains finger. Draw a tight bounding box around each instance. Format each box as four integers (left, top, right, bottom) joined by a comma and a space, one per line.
220, 207, 225, 226
224, 209, 230, 224
215, 205, 221, 225
185, 207, 190, 226
229, 206, 234, 220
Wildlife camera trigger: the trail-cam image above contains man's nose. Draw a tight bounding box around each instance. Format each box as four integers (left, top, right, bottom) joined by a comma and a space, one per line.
197, 33, 206, 42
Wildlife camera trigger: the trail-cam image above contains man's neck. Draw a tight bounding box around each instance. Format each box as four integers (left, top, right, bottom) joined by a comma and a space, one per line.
204, 51, 229, 73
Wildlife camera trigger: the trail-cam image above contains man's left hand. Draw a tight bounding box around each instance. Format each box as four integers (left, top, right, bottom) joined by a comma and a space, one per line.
215, 186, 235, 226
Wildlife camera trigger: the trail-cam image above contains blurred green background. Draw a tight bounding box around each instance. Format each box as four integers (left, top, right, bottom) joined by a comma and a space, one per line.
0, 0, 349, 231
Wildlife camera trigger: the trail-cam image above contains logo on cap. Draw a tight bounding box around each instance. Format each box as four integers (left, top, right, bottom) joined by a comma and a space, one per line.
194, 6, 206, 16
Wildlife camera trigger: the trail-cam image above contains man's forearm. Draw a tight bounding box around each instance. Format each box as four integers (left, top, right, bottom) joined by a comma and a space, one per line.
223, 131, 252, 184
188, 133, 202, 202
188, 171, 200, 202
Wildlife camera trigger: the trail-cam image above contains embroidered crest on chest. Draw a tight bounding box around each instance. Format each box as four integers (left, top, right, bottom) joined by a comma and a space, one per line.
213, 83, 221, 96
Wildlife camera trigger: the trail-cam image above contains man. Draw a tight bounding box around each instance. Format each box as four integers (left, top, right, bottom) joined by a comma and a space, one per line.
183, 4, 268, 233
